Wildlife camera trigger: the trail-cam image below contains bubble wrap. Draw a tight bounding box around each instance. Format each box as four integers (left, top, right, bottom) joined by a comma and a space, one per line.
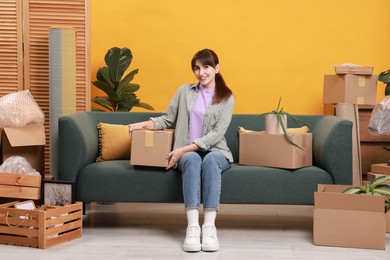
0, 156, 39, 175
368, 96, 390, 135
0, 90, 44, 128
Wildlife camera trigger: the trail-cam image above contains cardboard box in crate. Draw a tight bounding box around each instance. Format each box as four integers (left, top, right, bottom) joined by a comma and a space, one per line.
0, 201, 82, 249
0, 172, 41, 200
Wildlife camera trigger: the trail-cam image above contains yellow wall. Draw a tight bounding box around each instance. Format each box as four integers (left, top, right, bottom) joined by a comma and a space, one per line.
91, 0, 390, 114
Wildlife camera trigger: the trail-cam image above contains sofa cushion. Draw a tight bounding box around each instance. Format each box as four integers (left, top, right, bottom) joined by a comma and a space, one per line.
96, 123, 131, 162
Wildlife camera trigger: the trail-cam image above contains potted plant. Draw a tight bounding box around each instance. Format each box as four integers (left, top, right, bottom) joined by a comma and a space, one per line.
379, 69, 390, 96
343, 175, 390, 209
91, 47, 154, 112
257, 97, 309, 149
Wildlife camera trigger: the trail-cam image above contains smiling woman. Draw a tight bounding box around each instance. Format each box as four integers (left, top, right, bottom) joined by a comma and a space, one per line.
91, 1, 390, 114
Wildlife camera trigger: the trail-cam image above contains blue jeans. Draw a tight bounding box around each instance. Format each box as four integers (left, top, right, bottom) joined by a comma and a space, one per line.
177, 151, 231, 211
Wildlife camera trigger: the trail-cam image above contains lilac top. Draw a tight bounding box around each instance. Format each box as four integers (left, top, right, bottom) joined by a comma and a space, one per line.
189, 85, 215, 144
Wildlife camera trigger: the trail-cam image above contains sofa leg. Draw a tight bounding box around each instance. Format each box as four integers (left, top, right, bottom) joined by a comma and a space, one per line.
82, 202, 87, 215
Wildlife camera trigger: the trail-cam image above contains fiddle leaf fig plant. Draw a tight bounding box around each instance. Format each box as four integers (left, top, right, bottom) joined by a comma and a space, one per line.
379, 69, 390, 96
343, 175, 390, 209
258, 97, 309, 150
92, 47, 154, 112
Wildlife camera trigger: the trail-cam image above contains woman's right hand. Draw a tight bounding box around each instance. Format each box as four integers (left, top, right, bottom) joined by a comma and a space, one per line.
128, 120, 154, 134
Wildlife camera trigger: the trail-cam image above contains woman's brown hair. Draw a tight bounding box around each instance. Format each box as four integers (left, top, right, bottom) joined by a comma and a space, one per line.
191, 49, 233, 104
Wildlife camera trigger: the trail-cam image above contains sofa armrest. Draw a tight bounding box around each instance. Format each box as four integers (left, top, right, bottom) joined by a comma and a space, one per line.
58, 112, 98, 182
312, 116, 353, 185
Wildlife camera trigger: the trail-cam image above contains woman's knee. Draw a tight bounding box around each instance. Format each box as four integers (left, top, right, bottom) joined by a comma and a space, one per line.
178, 151, 202, 170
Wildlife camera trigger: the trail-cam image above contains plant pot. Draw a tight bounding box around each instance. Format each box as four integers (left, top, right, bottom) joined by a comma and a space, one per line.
265, 114, 287, 134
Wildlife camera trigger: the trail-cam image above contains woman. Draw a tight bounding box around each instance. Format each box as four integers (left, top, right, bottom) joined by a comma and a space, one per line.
128, 49, 234, 252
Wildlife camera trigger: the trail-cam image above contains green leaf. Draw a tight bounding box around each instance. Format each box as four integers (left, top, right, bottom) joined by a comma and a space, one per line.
119, 69, 138, 90
277, 112, 303, 150
91, 97, 114, 111
134, 102, 154, 111
105, 47, 133, 83
378, 70, 390, 84
92, 80, 116, 97
282, 111, 309, 127
372, 184, 390, 196
370, 175, 390, 188
96, 67, 114, 89
343, 187, 363, 194
385, 84, 390, 96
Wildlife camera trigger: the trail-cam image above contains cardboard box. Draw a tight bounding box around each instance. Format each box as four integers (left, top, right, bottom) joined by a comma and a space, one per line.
0, 172, 41, 200
314, 184, 386, 250
0, 126, 46, 176
239, 132, 312, 169
334, 65, 374, 75
323, 74, 378, 105
367, 172, 390, 183
130, 129, 174, 167
0, 201, 82, 249
371, 163, 390, 175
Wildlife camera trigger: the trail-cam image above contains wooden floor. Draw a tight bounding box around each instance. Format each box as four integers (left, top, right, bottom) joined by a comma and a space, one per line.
0, 202, 390, 259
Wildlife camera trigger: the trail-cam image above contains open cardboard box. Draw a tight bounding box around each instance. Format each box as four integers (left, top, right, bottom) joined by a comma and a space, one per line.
314, 184, 388, 250
0, 126, 46, 176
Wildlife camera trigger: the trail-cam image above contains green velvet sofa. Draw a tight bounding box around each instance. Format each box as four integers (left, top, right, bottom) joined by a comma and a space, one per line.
58, 112, 352, 209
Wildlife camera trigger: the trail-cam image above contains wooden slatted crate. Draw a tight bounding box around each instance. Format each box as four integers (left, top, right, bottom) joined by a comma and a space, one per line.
0, 172, 41, 200
0, 201, 82, 249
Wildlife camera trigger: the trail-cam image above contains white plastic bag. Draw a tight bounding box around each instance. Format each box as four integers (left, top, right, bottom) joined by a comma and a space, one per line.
0, 156, 39, 175
0, 90, 45, 128
368, 96, 390, 135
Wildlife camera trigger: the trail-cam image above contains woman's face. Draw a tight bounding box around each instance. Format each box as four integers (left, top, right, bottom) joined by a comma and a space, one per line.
193, 60, 220, 88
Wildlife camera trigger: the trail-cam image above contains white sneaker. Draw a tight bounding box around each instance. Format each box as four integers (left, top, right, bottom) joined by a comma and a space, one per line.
201, 225, 219, 251
183, 225, 201, 252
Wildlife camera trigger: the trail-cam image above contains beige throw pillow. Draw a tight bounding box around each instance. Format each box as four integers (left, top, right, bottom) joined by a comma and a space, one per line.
96, 123, 131, 162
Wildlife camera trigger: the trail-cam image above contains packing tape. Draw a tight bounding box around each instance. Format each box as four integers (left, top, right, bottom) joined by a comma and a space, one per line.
144, 131, 154, 147
358, 76, 365, 87
357, 96, 365, 105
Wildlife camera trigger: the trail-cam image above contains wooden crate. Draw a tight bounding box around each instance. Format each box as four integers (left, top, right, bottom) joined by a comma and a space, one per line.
0, 172, 41, 200
0, 201, 82, 249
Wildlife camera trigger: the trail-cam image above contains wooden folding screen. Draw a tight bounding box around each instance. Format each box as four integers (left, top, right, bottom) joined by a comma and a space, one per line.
0, 0, 90, 178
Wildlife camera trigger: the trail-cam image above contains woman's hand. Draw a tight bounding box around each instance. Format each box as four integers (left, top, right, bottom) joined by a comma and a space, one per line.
128, 120, 154, 134
166, 148, 185, 170
165, 144, 199, 170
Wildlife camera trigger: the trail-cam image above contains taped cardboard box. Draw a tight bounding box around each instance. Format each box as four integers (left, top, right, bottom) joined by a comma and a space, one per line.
130, 129, 174, 167
0, 126, 46, 176
334, 66, 374, 75
239, 132, 312, 169
323, 74, 378, 105
314, 184, 387, 250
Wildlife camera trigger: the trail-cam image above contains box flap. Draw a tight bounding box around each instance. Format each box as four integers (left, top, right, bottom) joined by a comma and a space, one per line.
315, 191, 384, 213
3, 126, 46, 147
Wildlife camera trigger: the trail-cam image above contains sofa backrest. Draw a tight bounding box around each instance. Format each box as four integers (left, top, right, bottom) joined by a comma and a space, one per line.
86, 112, 326, 164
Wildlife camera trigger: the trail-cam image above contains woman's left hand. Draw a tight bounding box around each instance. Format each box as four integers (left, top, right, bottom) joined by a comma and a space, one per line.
166, 148, 185, 170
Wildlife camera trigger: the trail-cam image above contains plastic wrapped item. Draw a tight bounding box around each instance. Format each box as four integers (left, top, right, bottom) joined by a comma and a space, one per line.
368, 96, 390, 135
0, 156, 39, 175
0, 90, 45, 128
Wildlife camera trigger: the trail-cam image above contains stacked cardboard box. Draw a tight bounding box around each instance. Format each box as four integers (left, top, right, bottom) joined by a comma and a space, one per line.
367, 163, 390, 185
323, 65, 377, 105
